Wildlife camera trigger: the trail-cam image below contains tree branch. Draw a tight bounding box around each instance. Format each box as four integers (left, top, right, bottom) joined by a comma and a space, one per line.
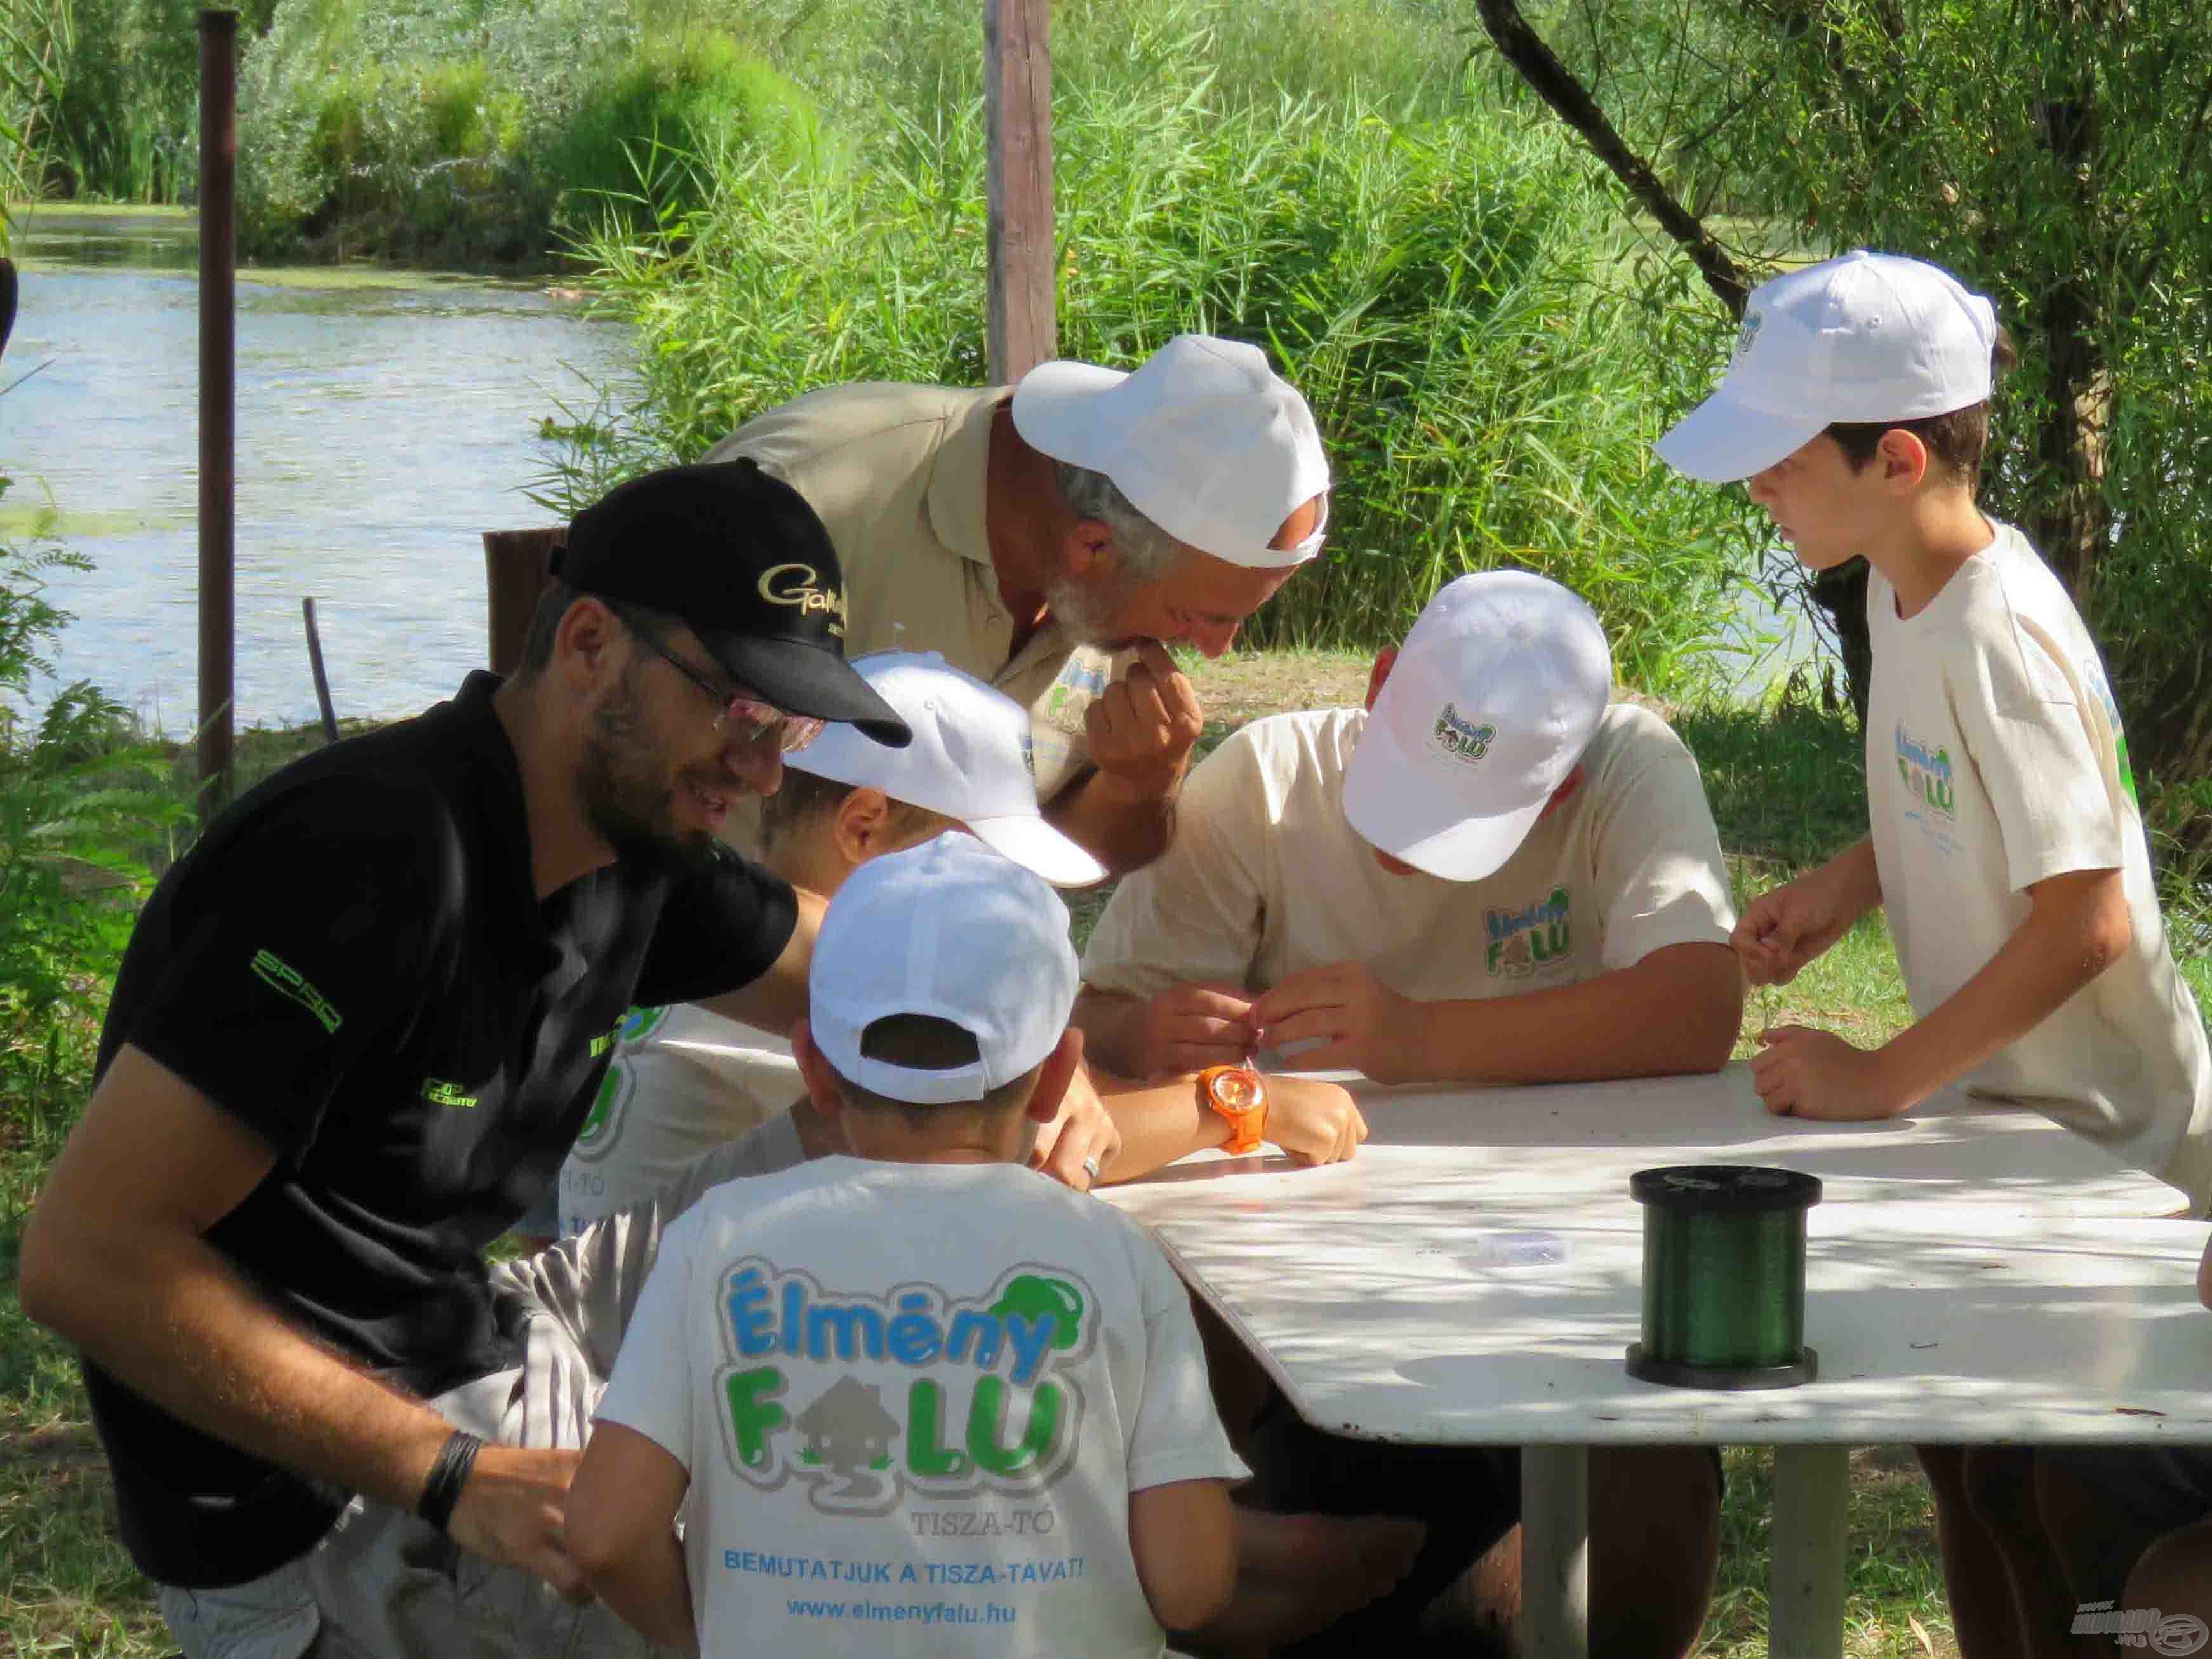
1472, 0, 1750, 316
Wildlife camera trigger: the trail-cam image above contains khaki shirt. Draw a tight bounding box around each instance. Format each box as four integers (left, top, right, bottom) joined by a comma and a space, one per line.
1081, 703, 1736, 1004
704, 382, 1124, 802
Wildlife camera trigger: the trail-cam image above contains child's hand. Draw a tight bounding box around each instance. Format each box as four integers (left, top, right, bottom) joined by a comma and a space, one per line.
1260, 1075, 1369, 1166
1750, 1025, 1906, 1119
1137, 981, 1256, 1077
1248, 961, 1423, 1084
1733, 875, 1851, 986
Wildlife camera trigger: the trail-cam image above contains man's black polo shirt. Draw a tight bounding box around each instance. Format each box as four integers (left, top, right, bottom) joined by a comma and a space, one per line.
83, 672, 798, 1587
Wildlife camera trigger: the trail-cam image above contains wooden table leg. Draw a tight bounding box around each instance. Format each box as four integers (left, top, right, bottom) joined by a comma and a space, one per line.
1770, 1444, 1849, 1659
1520, 1443, 1589, 1658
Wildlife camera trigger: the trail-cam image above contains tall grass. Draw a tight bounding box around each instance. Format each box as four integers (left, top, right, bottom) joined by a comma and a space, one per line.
551, 4, 1765, 687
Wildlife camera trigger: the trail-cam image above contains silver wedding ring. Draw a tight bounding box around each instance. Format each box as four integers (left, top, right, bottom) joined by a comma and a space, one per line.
1081, 1155, 1103, 1181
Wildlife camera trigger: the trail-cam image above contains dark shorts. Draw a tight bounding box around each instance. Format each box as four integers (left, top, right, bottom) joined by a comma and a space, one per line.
1244, 1393, 1725, 1651
2042, 1445, 2212, 1538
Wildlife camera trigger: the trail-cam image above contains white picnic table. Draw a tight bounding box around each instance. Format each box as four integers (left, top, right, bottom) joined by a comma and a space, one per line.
1100, 1062, 2208, 1658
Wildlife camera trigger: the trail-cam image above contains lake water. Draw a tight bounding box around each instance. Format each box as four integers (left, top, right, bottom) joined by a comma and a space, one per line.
3, 208, 1811, 730
3, 206, 633, 730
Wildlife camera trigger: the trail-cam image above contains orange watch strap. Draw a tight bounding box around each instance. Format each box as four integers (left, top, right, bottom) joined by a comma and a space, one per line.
1199, 1065, 1267, 1154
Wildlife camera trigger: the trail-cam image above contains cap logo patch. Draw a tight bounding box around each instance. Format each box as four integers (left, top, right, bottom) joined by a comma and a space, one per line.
1430, 703, 1496, 764
1733, 310, 1764, 364
757, 563, 849, 637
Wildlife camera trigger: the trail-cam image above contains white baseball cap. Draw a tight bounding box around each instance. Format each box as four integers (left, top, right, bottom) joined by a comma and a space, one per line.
810, 835, 1079, 1107
1010, 333, 1331, 569
1655, 250, 2001, 483
1342, 571, 1611, 882
785, 650, 1107, 888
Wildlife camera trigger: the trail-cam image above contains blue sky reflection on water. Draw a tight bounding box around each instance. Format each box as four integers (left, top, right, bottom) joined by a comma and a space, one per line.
3, 209, 633, 731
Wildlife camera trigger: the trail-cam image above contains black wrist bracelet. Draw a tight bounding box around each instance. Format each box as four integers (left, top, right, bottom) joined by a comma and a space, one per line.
416, 1429, 484, 1535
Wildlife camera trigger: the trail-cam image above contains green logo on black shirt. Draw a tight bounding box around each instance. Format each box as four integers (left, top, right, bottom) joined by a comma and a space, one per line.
422, 1079, 479, 1110
250, 949, 342, 1034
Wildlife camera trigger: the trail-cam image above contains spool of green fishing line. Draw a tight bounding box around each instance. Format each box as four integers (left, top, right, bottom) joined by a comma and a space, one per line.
1625, 1165, 1821, 1390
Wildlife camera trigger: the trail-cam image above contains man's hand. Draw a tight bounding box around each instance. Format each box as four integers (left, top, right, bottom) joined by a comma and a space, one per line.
1030, 1060, 1124, 1192
1135, 982, 1255, 1078
445, 1443, 592, 1602
1247, 962, 1423, 1084
1734, 865, 1861, 987
1084, 641, 1205, 801
1750, 1025, 1906, 1120
1262, 1076, 1369, 1166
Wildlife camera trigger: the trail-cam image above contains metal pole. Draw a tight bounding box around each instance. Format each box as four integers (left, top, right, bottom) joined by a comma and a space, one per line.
197, 9, 238, 818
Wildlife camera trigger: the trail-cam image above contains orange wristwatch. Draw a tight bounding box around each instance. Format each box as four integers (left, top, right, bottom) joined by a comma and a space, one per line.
1198, 1065, 1268, 1154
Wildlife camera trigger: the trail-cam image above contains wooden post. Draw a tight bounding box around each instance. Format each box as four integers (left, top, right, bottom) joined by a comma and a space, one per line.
481, 529, 566, 677
983, 0, 1055, 385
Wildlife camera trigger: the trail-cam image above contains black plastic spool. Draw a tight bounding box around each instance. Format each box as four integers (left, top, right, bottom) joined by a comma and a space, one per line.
1625, 1164, 1822, 1391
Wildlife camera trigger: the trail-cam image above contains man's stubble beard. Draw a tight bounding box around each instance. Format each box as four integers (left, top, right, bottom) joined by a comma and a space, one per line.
1042, 570, 1138, 650
578, 667, 718, 869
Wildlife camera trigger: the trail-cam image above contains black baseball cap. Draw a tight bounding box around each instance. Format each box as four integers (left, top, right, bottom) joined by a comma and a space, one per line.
554, 459, 910, 747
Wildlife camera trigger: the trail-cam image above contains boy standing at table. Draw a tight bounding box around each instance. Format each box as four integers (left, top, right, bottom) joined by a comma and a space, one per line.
566, 836, 1255, 1655
1656, 248, 2212, 1658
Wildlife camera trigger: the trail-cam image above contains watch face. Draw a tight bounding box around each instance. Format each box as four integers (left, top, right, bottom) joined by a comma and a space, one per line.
1211, 1069, 1263, 1112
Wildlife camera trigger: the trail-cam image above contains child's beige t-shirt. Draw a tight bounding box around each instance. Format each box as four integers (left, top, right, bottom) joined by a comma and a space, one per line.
1079, 703, 1735, 1006
1865, 521, 2212, 1210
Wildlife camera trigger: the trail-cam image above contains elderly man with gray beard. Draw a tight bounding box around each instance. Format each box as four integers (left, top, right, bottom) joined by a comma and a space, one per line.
702, 333, 1331, 875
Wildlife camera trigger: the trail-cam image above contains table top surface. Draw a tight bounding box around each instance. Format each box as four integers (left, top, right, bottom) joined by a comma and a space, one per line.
1101, 1066, 2211, 1446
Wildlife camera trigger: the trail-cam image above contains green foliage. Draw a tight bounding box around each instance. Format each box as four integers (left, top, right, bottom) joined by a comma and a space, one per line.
1, 0, 74, 229
549, 2, 1764, 687
231, 0, 837, 262
0, 479, 189, 1157
542, 35, 834, 237
34, 0, 211, 203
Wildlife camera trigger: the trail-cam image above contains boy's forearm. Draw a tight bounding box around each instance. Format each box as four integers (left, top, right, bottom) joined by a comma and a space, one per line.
1072, 987, 1152, 1077
1093, 1074, 1232, 1182
1409, 943, 1744, 1084
1818, 836, 1884, 920
583, 1529, 696, 1653
1870, 868, 2128, 1114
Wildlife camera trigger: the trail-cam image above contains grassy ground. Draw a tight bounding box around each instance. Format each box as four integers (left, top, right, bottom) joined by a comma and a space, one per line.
9, 649, 2207, 1658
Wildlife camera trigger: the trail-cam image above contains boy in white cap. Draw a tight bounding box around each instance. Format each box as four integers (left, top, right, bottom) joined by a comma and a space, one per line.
1656, 248, 2212, 1207
551, 650, 1110, 1236
550, 651, 1371, 1237
1072, 569, 1742, 1655
1655, 248, 2212, 1658
566, 836, 1274, 1655
705, 333, 1331, 873
1076, 570, 1742, 1087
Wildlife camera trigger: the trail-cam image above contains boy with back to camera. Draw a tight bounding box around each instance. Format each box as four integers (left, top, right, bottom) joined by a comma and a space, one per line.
1656, 248, 2212, 1658
566, 834, 1256, 1655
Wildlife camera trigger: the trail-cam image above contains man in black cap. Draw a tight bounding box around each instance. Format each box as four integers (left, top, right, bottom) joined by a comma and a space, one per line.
20, 461, 909, 1658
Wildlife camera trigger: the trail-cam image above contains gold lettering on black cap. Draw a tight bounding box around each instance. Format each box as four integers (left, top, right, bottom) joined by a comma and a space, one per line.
757, 563, 849, 636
